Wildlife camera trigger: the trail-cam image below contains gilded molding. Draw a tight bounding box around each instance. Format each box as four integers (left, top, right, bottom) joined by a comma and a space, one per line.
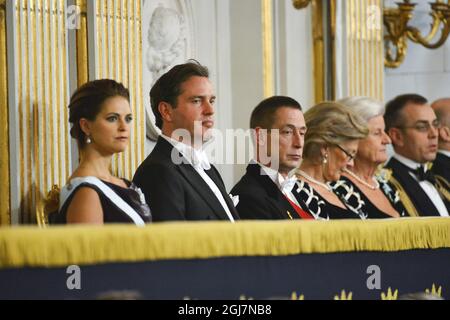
9, 0, 72, 223
311, 0, 324, 103
292, 0, 312, 10
92, 0, 144, 179
294, 0, 336, 102
346, 0, 384, 100
384, 1, 450, 68
75, 0, 88, 85
296, 0, 384, 100
0, 0, 10, 225
330, 0, 336, 100
262, 0, 274, 98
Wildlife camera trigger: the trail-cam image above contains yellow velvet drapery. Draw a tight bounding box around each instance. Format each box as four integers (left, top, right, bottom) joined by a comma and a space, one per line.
1, 217, 449, 269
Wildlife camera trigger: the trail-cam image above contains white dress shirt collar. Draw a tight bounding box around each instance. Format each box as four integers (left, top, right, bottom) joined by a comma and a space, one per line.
393, 153, 426, 171
161, 134, 211, 170
161, 134, 235, 221
250, 159, 297, 193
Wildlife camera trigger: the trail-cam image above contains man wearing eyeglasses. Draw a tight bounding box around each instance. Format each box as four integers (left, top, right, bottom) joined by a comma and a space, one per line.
384, 94, 449, 217
431, 98, 450, 184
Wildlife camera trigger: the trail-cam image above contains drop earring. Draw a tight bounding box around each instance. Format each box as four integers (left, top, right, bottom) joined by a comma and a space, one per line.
86, 136, 92, 144
323, 154, 328, 164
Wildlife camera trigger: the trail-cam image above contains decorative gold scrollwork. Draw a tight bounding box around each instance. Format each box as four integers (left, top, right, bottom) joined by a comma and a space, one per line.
293, 0, 450, 69
384, 0, 450, 68
292, 0, 312, 10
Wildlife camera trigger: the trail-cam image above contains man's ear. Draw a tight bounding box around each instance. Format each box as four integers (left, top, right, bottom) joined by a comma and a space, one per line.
439, 125, 450, 142
158, 102, 173, 123
387, 128, 404, 147
79, 118, 91, 137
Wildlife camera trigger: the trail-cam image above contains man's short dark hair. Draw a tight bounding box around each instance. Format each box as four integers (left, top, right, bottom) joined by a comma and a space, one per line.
150, 60, 209, 129
250, 96, 302, 129
384, 94, 428, 131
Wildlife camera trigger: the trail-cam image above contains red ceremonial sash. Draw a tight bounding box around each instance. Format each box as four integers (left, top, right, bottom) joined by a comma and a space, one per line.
284, 195, 314, 220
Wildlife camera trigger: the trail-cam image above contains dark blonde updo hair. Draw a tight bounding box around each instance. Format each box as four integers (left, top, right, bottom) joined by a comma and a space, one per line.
68, 79, 130, 148
303, 102, 369, 162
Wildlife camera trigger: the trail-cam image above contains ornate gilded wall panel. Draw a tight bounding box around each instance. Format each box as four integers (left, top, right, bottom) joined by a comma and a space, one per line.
295, 0, 384, 101
7, 0, 71, 223
0, 0, 10, 225
75, 0, 87, 86
91, 0, 145, 180
262, 0, 274, 98
346, 0, 383, 100
295, 0, 336, 102
311, 0, 325, 102
1, 0, 148, 224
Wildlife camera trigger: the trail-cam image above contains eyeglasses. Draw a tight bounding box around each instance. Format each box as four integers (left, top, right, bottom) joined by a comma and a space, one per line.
396, 120, 441, 133
335, 144, 355, 162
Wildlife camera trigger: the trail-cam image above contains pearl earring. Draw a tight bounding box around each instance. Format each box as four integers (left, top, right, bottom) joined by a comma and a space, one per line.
323, 154, 328, 164
86, 136, 92, 144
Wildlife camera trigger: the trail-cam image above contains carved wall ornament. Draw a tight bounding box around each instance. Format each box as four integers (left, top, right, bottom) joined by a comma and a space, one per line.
142, 0, 194, 141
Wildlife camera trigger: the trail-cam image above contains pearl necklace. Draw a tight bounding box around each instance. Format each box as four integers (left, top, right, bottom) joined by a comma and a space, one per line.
344, 168, 380, 190
297, 170, 332, 191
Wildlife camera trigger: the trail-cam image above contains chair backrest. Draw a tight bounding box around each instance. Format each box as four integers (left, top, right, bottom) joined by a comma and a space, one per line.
36, 185, 60, 227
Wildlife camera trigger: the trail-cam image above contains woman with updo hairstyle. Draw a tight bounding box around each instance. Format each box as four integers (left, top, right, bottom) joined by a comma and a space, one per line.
332, 96, 407, 218
52, 79, 151, 225
293, 102, 369, 219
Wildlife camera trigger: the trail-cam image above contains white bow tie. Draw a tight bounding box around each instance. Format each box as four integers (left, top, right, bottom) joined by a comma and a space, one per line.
280, 177, 297, 194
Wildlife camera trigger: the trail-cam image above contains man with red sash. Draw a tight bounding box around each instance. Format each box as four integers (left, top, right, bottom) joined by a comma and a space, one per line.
230, 96, 312, 220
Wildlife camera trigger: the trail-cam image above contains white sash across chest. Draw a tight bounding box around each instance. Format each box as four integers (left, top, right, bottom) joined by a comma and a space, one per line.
59, 176, 146, 226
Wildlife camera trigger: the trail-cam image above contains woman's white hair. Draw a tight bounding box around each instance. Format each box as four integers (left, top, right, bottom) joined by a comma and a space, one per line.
337, 96, 385, 122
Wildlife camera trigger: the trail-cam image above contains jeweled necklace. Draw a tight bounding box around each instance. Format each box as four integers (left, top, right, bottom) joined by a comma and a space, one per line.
297, 170, 332, 191
344, 168, 380, 190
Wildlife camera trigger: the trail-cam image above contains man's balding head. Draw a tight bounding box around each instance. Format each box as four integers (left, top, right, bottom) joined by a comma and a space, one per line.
431, 98, 450, 150
431, 98, 450, 125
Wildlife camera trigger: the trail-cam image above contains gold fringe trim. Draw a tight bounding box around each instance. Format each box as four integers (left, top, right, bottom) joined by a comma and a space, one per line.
388, 176, 420, 217
435, 175, 450, 202
1, 218, 450, 268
